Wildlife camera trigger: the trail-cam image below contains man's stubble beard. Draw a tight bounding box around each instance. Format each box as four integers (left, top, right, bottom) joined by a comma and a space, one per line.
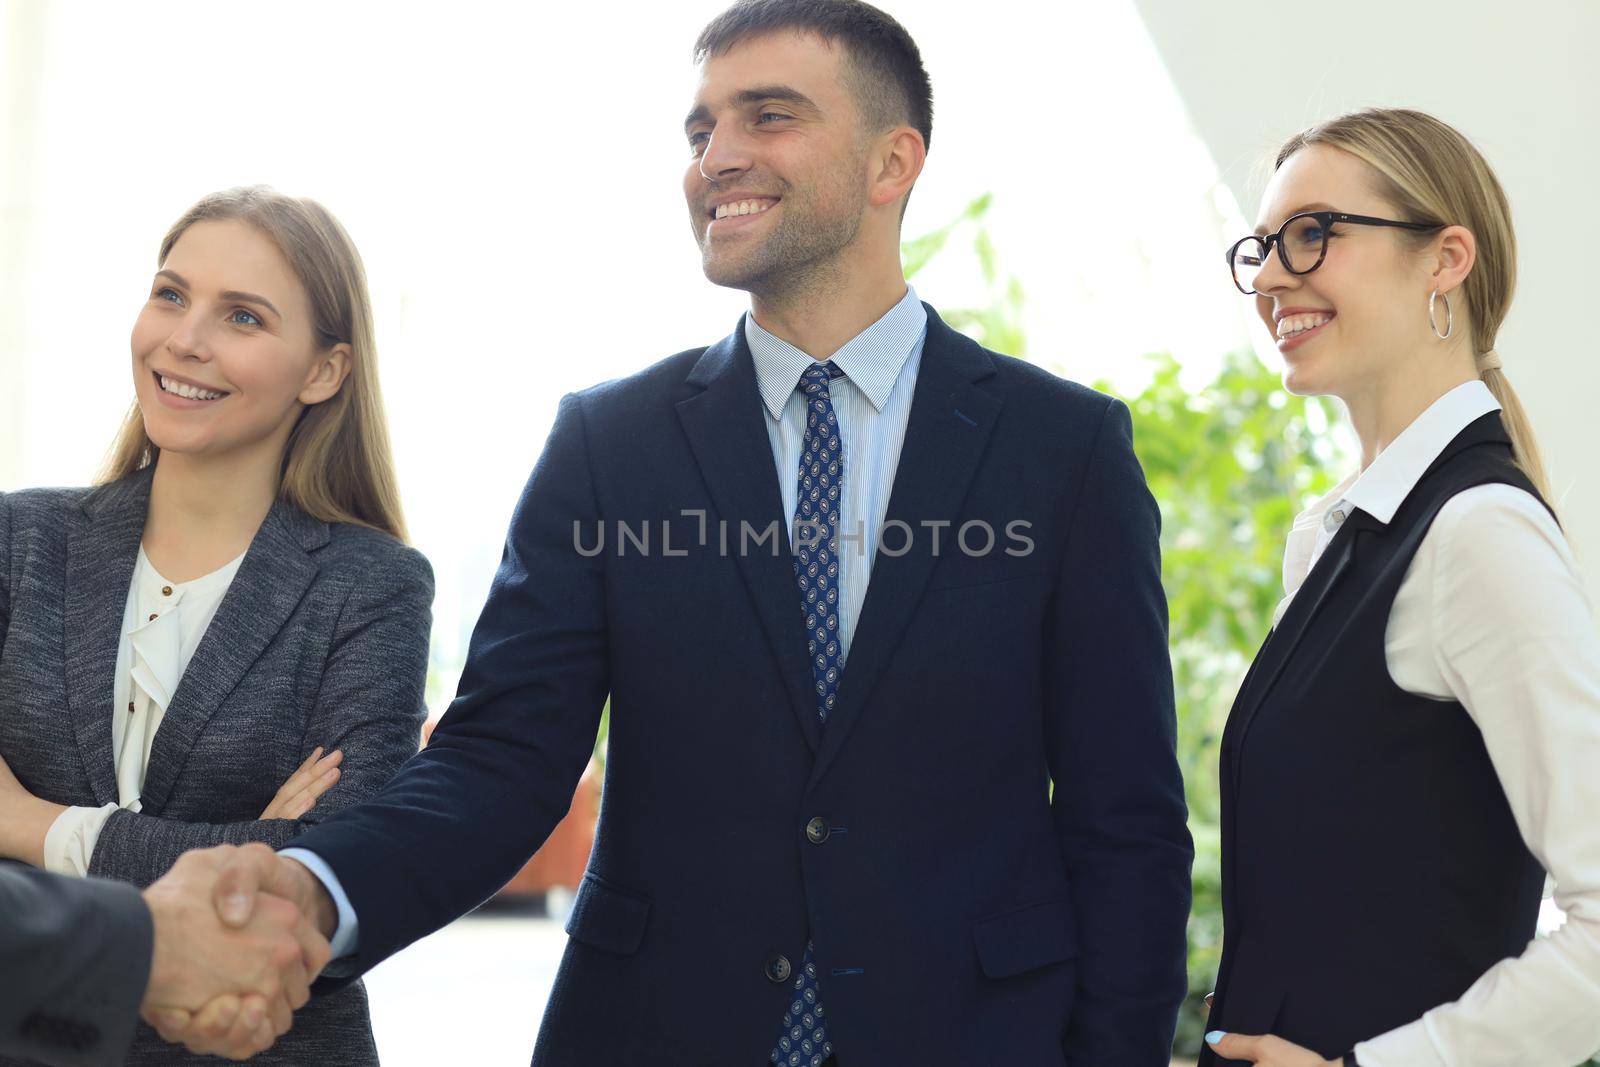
699, 171, 868, 308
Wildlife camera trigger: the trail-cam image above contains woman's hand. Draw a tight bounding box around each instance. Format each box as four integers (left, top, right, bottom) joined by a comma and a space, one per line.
258, 747, 343, 821
0, 748, 29, 805
1206, 1031, 1341, 1066
0, 749, 67, 865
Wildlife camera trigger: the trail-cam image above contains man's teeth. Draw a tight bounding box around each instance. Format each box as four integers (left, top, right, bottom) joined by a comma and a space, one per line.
1277, 313, 1334, 340
159, 375, 226, 401
714, 199, 774, 220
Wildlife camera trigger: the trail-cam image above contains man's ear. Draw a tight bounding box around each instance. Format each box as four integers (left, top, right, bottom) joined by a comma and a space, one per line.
300, 343, 352, 406
868, 125, 926, 210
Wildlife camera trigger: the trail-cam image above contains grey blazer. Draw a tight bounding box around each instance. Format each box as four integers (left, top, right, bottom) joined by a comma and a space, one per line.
0, 864, 151, 1066
0, 468, 433, 1066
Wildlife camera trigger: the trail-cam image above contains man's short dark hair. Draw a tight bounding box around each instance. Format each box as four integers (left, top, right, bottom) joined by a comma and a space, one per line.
693, 0, 934, 152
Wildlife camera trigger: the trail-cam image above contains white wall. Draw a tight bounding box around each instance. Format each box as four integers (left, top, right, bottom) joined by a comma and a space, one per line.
1134, 0, 1600, 586
0, 3, 47, 487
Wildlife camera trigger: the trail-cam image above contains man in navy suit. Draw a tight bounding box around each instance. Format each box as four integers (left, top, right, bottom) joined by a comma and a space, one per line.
198, 1, 1193, 1063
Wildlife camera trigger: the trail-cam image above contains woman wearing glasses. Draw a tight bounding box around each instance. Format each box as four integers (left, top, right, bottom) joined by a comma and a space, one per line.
1200, 108, 1600, 1066
0, 187, 430, 1063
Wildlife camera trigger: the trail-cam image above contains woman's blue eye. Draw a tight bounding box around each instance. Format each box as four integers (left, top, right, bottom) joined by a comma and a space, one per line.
156, 287, 182, 304
229, 308, 261, 327
1294, 225, 1325, 245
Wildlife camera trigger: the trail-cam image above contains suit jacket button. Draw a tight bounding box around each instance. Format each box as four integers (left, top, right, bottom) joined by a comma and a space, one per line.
766, 955, 792, 983
805, 817, 830, 844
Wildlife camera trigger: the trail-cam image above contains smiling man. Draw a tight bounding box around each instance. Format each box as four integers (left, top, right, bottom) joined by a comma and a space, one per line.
185, 2, 1193, 1065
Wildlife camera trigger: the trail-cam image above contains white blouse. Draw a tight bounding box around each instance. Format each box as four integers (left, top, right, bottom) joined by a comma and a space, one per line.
42, 546, 243, 876
1272, 381, 1600, 1066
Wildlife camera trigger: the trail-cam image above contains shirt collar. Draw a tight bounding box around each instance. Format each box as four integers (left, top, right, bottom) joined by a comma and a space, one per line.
746, 285, 927, 420
1339, 379, 1502, 526
1290, 470, 1359, 534
135, 546, 248, 609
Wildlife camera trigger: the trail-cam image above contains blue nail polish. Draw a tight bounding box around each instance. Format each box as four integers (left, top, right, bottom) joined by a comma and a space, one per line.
1206, 1030, 1228, 1044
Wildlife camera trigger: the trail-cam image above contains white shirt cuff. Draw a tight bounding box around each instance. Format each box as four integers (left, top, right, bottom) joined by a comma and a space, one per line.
1355, 1019, 1449, 1067
42, 803, 120, 877
278, 847, 360, 960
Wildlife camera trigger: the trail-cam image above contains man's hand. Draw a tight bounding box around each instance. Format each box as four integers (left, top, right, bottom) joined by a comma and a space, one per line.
139, 845, 331, 1060
147, 844, 340, 1059
214, 844, 338, 941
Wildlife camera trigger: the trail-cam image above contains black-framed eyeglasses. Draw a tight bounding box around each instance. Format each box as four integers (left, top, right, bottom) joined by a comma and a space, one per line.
1225, 210, 1444, 295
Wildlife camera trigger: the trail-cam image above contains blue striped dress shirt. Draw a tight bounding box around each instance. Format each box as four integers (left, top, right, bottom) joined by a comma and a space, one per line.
744, 285, 927, 667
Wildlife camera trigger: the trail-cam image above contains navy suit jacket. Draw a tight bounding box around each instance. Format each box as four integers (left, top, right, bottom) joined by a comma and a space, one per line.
292, 304, 1192, 1065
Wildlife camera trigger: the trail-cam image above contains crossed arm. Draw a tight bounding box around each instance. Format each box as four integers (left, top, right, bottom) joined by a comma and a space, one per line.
0, 747, 346, 870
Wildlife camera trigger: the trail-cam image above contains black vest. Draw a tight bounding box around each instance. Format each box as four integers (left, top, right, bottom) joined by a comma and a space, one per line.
1200, 413, 1550, 1064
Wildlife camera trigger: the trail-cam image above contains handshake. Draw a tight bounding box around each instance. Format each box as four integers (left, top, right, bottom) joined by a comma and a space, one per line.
140, 843, 338, 1060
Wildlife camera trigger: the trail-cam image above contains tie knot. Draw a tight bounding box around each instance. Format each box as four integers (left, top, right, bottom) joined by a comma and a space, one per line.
800, 361, 840, 394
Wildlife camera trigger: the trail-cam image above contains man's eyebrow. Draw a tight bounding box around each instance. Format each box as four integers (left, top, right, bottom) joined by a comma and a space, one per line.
734, 85, 820, 112
1255, 201, 1336, 235
684, 85, 822, 132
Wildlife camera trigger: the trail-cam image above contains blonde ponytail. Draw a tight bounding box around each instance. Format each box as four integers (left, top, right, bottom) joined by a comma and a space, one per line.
1480, 361, 1554, 504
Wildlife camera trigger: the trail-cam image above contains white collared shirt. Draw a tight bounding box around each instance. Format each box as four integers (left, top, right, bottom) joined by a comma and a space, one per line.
1273, 381, 1600, 1066
43, 547, 243, 876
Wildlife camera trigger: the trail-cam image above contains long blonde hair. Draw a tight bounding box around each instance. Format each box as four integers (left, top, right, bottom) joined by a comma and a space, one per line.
100, 186, 408, 541
1276, 108, 1553, 504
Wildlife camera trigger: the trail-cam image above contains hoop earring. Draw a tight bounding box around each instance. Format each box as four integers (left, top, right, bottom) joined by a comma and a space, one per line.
1429, 288, 1454, 340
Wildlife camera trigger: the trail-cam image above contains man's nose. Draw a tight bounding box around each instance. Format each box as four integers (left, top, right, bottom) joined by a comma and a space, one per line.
698, 125, 754, 182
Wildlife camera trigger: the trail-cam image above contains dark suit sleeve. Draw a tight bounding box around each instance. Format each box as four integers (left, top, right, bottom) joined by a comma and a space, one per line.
0, 863, 152, 1067
288, 392, 610, 977
1043, 398, 1193, 1065
84, 547, 435, 889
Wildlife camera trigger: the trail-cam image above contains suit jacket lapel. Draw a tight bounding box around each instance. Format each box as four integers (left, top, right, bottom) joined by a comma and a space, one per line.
63, 471, 152, 806
137, 501, 325, 814
1224, 510, 1377, 795
808, 308, 1001, 787
676, 326, 824, 754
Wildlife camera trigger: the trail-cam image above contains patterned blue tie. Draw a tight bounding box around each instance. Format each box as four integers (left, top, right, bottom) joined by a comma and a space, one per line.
770, 361, 842, 1067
